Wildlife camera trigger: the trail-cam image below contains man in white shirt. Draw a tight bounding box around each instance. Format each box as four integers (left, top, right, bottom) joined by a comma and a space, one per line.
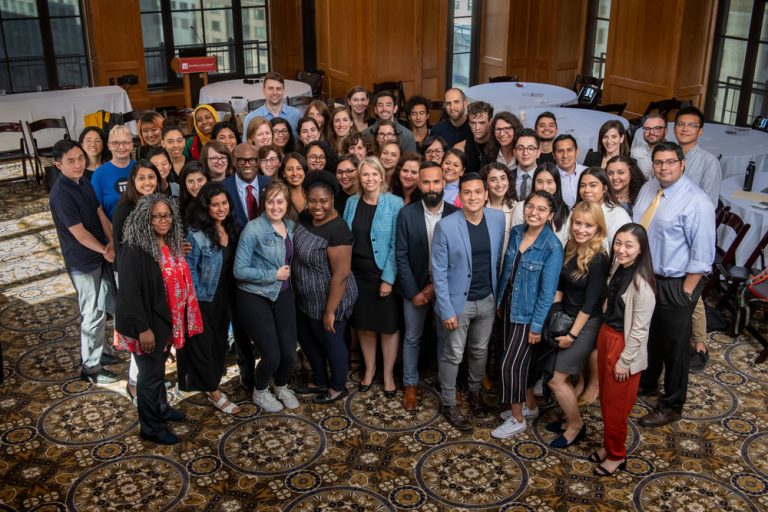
631, 113, 667, 179
553, 134, 586, 208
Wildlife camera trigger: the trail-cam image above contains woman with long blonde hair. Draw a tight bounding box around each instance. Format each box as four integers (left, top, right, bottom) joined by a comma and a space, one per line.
546, 201, 609, 449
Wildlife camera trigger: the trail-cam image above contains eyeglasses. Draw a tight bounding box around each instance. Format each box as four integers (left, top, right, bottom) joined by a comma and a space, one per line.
378, 132, 397, 140
675, 122, 700, 129
336, 168, 356, 176
643, 126, 665, 132
515, 145, 539, 153
236, 157, 258, 166
524, 204, 551, 213
262, 157, 279, 164
425, 149, 444, 157
109, 140, 133, 147
151, 213, 173, 222
307, 154, 326, 162
272, 128, 289, 136
207, 156, 227, 163
652, 158, 680, 168
494, 126, 514, 135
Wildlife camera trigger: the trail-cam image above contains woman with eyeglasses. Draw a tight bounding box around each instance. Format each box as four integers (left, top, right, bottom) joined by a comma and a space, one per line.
270, 117, 295, 154
375, 119, 400, 152
419, 135, 448, 165
334, 153, 359, 214
305, 141, 330, 172
201, 140, 232, 182
485, 112, 524, 172
258, 144, 283, 178
279, 152, 309, 214
512, 163, 572, 246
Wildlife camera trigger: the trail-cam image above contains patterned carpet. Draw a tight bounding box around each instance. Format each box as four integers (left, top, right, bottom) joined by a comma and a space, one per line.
1, 171, 768, 511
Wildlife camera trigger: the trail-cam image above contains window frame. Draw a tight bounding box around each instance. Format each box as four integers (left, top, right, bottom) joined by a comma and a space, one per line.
582, 0, 611, 79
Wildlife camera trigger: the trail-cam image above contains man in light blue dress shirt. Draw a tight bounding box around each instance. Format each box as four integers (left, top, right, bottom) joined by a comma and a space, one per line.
632, 141, 715, 428
241, 71, 302, 141
553, 134, 587, 208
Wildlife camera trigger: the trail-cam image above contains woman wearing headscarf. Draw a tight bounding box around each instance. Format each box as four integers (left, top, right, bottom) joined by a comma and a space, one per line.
185, 104, 220, 161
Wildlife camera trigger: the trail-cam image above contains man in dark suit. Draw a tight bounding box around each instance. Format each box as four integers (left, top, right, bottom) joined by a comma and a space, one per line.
396, 161, 458, 411
222, 142, 271, 391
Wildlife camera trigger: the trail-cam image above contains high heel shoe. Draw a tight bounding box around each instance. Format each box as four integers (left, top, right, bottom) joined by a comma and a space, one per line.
549, 424, 587, 448
588, 450, 607, 463
383, 388, 397, 399
593, 460, 627, 477
357, 383, 372, 393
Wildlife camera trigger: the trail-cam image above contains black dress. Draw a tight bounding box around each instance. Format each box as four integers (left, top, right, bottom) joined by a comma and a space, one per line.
177, 241, 234, 392
350, 200, 400, 334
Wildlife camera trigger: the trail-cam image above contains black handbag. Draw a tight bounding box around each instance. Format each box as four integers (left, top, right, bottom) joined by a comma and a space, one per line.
543, 303, 575, 348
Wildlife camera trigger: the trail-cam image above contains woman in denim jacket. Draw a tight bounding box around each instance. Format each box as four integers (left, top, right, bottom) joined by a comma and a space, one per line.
491, 191, 563, 439
233, 181, 299, 413
183, 182, 240, 414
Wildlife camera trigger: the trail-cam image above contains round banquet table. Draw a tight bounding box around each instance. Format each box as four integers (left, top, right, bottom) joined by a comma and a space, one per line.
719, 173, 768, 266
466, 82, 577, 115
520, 107, 629, 164
199, 79, 312, 114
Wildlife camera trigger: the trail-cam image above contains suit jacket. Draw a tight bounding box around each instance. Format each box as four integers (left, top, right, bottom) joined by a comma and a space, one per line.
222, 174, 272, 232
431, 207, 506, 321
395, 200, 458, 299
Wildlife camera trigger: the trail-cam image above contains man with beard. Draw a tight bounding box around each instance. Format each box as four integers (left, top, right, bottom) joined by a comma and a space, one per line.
431, 88, 471, 147
535, 112, 557, 165
395, 162, 458, 411
631, 113, 667, 179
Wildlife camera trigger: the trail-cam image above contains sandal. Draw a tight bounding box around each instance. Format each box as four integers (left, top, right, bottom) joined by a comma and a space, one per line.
208, 392, 240, 414
593, 460, 626, 477
588, 451, 607, 463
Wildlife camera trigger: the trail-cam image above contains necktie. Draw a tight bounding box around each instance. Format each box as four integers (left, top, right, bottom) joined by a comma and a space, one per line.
520, 173, 530, 200
246, 184, 257, 221
639, 188, 663, 228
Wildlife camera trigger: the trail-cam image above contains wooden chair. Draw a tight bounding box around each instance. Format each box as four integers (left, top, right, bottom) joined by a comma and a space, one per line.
714, 230, 768, 309
296, 70, 325, 98
373, 80, 407, 118
596, 103, 627, 116
703, 209, 750, 299
207, 102, 236, 123
0, 121, 33, 187
247, 99, 266, 112
25, 117, 71, 189
429, 100, 446, 123
489, 75, 518, 83
326, 97, 346, 108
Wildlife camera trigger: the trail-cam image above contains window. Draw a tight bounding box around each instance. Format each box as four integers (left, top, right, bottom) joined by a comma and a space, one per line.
0, 0, 89, 93
582, 0, 611, 79
447, 0, 479, 89
140, 0, 269, 88
706, 0, 767, 125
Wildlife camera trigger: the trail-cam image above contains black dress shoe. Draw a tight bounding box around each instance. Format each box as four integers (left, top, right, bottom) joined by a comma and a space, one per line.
442, 405, 472, 431
313, 388, 349, 404
383, 388, 397, 399
637, 386, 659, 397
638, 407, 681, 428
140, 429, 180, 445
99, 353, 123, 366
80, 369, 120, 384
357, 383, 372, 393
165, 408, 186, 422
468, 391, 488, 418
294, 385, 328, 395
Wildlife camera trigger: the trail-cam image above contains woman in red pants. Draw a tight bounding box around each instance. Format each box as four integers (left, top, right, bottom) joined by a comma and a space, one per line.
593, 223, 656, 476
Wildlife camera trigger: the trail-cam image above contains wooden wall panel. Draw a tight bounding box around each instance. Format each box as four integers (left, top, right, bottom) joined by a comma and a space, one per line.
420, 0, 448, 99
269, 0, 304, 79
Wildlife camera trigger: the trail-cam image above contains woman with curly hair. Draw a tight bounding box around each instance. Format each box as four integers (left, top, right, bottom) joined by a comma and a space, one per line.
115, 194, 203, 444
481, 162, 518, 254
484, 112, 524, 171
546, 201, 609, 449
181, 182, 241, 414
606, 155, 647, 217
342, 132, 374, 161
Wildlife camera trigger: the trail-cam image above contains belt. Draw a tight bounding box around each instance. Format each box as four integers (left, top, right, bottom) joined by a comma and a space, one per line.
654, 274, 684, 281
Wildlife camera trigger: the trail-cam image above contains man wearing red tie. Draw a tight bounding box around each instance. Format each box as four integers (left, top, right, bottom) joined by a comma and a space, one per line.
223, 142, 272, 392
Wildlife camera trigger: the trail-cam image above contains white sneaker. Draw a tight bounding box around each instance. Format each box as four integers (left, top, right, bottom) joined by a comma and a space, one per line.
274, 385, 300, 410
491, 416, 527, 439
252, 388, 283, 412
500, 405, 539, 420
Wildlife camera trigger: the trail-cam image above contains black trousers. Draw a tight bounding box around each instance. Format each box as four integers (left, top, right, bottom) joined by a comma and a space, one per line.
640, 277, 701, 412
229, 291, 257, 390
237, 287, 297, 390
135, 344, 174, 436
296, 309, 349, 392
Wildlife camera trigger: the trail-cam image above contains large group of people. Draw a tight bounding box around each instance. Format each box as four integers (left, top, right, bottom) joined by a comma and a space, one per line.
49, 72, 719, 476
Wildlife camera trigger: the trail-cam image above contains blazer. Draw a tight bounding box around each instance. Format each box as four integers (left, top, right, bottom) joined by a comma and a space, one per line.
395, 200, 458, 299
115, 245, 171, 351
343, 192, 404, 284
431, 207, 506, 321
222, 174, 272, 232
607, 261, 656, 375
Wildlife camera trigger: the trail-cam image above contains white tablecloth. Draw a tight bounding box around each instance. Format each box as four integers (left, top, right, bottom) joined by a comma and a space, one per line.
199, 79, 312, 114
520, 107, 629, 164
719, 173, 768, 266
0, 86, 132, 151
466, 82, 578, 116
635, 122, 768, 179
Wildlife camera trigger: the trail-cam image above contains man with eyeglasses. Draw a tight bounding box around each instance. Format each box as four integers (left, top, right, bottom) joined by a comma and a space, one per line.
91, 125, 134, 220
363, 90, 418, 152
242, 71, 302, 139
49, 139, 120, 384
455, 101, 493, 173
534, 112, 558, 165
631, 113, 667, 178
512, 129, 542, 201
431, 88, 472, 147
223, 143, 271, 232
553, 134, 586, 208
632, 141, 715, 428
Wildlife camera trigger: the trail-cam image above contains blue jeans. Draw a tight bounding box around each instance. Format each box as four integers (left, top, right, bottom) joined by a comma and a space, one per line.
402, 298, 444, 386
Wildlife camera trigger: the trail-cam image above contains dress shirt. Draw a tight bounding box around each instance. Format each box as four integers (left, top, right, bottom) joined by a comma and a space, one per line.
558, 164, 587, 208
683, 144, 722, 207
630, 142, 654, 179
242, 102, 302, 140
632, 176, 716, 277
235, 174, 260, 214
424, 200, 445, 272
515, 166, 536, 200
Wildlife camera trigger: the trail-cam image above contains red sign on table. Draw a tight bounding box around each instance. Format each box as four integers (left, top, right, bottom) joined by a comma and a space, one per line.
178, 56, 217, 74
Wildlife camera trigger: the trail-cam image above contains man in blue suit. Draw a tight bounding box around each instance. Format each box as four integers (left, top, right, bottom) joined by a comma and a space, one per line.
432, 172, 506, 431
222, 142, 271, 391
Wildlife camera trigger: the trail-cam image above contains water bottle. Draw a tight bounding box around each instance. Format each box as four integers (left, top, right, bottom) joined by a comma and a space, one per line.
743, 160, 756, 192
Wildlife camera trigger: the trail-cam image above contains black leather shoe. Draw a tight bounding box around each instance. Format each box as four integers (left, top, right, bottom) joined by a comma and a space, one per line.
357, 383, 372, 393
313, 388, 349, 404
638, 407, 681, 428
383, 388, 397, 399
468, 391, 488, 418
165, 408, 186, 422
294, 385, 327, 395
140, 429, 180, 445
637, 386, 659, 397
99, 353, 123, 366
442, 405, 472, 431
80, 369, 120, 384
